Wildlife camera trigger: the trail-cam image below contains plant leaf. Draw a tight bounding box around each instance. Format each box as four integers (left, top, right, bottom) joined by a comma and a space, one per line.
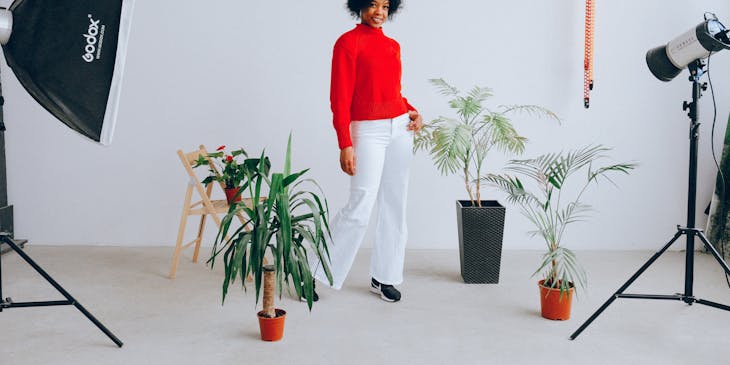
429, 78, 459, 96
430, 119, 471, 175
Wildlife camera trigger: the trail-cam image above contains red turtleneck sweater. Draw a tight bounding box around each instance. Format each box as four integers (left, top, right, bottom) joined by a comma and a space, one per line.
330, 24, 416, 149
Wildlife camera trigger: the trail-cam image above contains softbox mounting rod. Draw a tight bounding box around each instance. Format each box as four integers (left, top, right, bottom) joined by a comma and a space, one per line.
0, 234, 123, 347
570, 59, 730, 340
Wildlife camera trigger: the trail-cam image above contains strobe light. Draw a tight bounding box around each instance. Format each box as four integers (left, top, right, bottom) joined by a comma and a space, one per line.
646, 13, 730, 81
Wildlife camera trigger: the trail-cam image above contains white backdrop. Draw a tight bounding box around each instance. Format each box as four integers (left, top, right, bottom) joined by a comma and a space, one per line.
1, 0, 729, 251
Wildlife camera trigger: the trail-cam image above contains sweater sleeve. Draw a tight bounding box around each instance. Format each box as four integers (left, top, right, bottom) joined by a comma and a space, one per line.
396, 42, 417, 113
330, 37, 357, 149
402, 97, 417, 112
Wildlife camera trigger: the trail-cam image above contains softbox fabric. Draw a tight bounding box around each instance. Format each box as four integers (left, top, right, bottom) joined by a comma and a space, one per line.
2, 0, 135, 144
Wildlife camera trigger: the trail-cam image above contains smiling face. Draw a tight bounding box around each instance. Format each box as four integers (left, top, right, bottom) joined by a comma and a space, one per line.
360, 0, 389, 28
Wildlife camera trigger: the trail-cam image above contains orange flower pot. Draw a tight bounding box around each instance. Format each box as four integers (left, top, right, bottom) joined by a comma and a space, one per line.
538, 280, 574, 320
224, 187, 242, 205
257, 309, 286, 341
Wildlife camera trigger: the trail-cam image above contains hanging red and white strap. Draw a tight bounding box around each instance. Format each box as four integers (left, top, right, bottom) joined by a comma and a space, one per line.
584, 0, 595, 108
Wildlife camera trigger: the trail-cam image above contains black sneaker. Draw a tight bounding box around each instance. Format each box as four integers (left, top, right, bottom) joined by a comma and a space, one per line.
370, 278, 401, 302
300, 280, 319, 303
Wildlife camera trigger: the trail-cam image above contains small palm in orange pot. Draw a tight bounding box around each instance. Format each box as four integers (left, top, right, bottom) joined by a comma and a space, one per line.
485, 145, 635, 320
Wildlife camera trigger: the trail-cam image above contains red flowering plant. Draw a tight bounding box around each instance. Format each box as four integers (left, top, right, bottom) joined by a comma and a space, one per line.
194, 145, 249, 189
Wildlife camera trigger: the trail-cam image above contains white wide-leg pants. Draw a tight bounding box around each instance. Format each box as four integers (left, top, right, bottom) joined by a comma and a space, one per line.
314, 113, 413, 289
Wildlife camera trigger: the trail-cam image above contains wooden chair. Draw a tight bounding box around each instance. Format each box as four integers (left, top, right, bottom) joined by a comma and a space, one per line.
169, 145, 248, 279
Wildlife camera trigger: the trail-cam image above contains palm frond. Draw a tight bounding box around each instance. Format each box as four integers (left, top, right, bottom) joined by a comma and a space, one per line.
482, 174, 540, 207
588, 162, 637, 185
564, 145, 609, 176
504, 156, 551, 183
507, 147, 605, 190
534, 246, 587, 296
430, 120, 472, 175
467, 85, 493, 105
429, 78, 459, 96
450, 96, 482, 122
557, 202, 592, 227
481, 113, 527, 155
413, 122, 436, 153
500, 104, 561, 123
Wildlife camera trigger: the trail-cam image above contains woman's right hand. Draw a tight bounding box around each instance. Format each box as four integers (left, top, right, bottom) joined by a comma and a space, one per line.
340, 147, 355, 176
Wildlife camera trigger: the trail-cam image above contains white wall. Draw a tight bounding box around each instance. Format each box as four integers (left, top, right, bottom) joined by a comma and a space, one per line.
1, 1, 729, 251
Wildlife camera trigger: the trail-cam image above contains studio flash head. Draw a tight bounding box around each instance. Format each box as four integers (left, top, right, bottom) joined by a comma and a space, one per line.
646, 13, 730, 82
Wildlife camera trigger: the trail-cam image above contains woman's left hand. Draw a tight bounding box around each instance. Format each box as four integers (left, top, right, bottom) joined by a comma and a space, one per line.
407, 110, 423, 133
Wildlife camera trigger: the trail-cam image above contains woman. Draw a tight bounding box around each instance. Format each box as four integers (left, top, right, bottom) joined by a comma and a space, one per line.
312, 0, 423, 303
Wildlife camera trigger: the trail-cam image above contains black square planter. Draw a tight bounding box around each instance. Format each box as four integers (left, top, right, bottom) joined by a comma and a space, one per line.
456, 200, 505, 283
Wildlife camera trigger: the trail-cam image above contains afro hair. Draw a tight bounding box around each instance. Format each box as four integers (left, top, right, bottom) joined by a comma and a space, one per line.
346, 0, 402, 18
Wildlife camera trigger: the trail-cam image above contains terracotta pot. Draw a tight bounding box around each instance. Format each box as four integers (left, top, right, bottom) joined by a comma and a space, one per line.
257, 308, 286, 341
538, 279, 574, 320
224, 187, 242, 204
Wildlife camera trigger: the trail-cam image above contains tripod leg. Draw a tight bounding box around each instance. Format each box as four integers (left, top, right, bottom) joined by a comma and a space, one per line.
695, 232, 730, 276
570, 230, 683, 340
0, 237, 123, 347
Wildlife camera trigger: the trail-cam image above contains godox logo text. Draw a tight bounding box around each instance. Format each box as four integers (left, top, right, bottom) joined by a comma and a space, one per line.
82, 14, 101, 63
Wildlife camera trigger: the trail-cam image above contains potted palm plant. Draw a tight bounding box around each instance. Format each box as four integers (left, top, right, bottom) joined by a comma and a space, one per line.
415, 78, 559, 283
484, 145, 635, 320
209, 134, 333, 341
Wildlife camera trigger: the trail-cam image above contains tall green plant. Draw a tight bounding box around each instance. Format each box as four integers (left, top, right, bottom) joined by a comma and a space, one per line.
483, 145, 635, 295
208, 134, 333, 311
414, 78, 559, 206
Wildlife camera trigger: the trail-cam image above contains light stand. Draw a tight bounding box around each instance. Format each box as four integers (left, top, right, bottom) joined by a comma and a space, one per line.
0, 233, 123, 347
570, 59, 730, 340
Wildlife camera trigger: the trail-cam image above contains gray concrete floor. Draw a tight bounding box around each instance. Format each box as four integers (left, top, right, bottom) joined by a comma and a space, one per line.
1, 245, 730, 365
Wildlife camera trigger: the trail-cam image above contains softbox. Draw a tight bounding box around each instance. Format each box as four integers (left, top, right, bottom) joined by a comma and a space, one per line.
0, 0, 135, 144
